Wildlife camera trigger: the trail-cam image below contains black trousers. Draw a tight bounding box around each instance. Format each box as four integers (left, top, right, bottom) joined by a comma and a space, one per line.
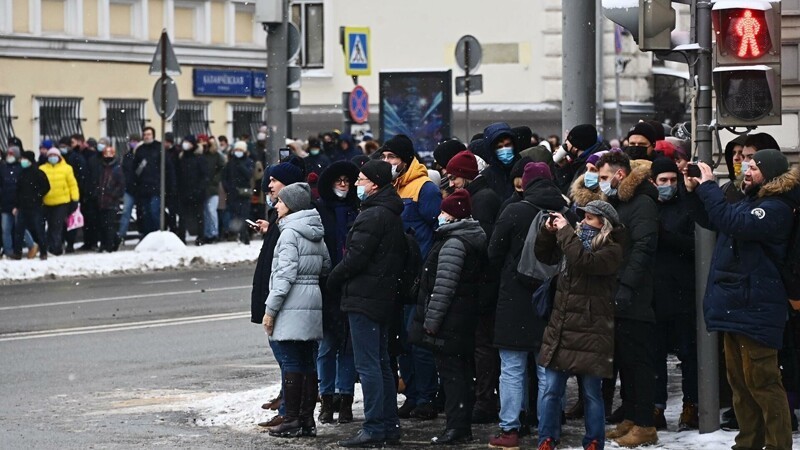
44, 204, 68, 255
98, 209, 117, 251
473, 313, 499, 413
177, 200, 204, 242
615, 317, 656, 427
435, 352, 474, 431
15, 207, 46, 255
81, 198, 100, 248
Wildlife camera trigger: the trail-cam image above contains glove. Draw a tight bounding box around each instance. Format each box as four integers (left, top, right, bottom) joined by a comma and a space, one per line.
68, 201, 79, 214
615, 284, 634, 311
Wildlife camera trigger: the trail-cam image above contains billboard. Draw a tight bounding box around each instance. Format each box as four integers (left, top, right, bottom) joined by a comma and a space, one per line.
379, 70, 452, 165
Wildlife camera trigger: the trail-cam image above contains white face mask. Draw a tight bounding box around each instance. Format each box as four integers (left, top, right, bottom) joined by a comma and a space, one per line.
391, 164, 401, 180
740, 160, 750, 175
182, 142, 193, 151
257, 132, 267, 141
334, 188, 348, 199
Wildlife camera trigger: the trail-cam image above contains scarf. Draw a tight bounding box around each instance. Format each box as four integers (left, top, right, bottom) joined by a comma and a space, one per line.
578, 223, 600, 251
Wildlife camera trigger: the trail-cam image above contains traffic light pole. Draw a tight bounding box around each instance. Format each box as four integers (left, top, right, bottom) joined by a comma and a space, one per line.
694, 0, 719, 434
562, 0, 596, 130
265, 0, 289, 166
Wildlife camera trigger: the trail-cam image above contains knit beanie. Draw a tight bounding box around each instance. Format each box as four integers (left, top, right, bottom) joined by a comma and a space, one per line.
41, 139, 54, 149
441, 189, 472, 220
6, 145, 20, 158
627, 122, 657, 146
522, 162, 553, 188
446, 150, 479, 180
22, 151, 36, 163
269, 157, 305, 185
233, 140, 248, 151
278, 182, 312, 212
381, 134, 415, 165
752, 149, 789, 182
511, 157, 534, 180
566, 124, 598, 151
647, 120, 666, 141
360, 160, 393, 188
433, 139, 466, 168
47, 148, 60, 157
586, 150, 609, 167
650, 157, 680, 179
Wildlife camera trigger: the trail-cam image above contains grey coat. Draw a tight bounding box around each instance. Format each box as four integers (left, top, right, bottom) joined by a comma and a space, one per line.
266, 208, 332, 341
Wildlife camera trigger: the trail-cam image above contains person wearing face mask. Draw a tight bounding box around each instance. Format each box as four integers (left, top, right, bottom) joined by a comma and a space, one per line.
379, 134, 442, 420
40, 147, 79, 256
304, 137, 331, 176
326, 160, 407, 448
595, 151, 660, 447
330, 133, 362, 164
534, 201, 625, 450
200, 134, 226, 246
649, 157, 699, 431
1, 142, 37, 259
221, 140, 256, 245
406, 189, 488, 445
15, 151, 50, 260
683, 151, 800, 450
61, 135, 89, 253
95, 145, 125, 252
553, 124, 603, 196
568, 151, 609, 214
174, 135, 209, 244
623, 122, 657, 163
314, 161, 360, 425
480, 122, 520, 200
83, 137, 116, 251
432, 139, 467, 199
132, 126, 176, 236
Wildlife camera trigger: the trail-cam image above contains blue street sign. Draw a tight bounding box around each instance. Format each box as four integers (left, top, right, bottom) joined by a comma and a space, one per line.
252, 71, 267, 97
344, 27, 371, 76
193, 69, 252, 97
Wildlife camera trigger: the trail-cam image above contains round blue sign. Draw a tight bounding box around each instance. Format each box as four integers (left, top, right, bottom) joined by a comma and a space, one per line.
349, 85, 369, 124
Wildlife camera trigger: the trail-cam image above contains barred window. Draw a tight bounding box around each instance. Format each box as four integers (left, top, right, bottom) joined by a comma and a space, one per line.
172, 101, 210, 138
0, 96, 16, 153
230, 103, 264, 141
103, 99, 147, 153
291, 1, 324, 68
37, 97, 83, 143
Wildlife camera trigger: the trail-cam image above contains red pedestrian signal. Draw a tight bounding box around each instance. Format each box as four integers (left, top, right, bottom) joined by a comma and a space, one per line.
712, 0, 781, 127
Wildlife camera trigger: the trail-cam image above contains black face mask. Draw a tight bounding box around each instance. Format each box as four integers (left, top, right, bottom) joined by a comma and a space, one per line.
103, 157, 115, 164
623, 146, 648, 161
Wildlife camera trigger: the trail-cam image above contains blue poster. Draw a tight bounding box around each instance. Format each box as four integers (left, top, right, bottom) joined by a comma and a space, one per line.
193, 69, 253, 97
252, 71, 267, 97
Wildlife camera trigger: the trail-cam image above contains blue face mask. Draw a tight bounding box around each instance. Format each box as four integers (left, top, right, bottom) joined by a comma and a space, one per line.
310, 149, 320, 156
437, 216, 449, 227
97, 143, 106, 152
20, 160, 31, 169
48, 156, 60, 165
495, 147, 514, 165
584, 172, 599, 189
599, 180, 617, 197
59, 147, 68, 155
357, 185, 368, 201
657, 184, 677, 202
265, 195, 273, 208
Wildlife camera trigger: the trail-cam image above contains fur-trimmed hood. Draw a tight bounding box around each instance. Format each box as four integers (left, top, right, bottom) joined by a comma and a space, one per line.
758, 166, 800, 201
569, 173, 606, 207
617, 159, 657, 203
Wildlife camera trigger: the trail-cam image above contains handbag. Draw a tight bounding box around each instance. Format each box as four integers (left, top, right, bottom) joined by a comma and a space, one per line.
66, 205, 84, 231
532, 274, 558, 319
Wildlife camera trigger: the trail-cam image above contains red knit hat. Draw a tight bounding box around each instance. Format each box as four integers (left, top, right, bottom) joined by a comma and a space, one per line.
441, 189, 472, 219
522, 162, 552, 188
446, 150, 479, 180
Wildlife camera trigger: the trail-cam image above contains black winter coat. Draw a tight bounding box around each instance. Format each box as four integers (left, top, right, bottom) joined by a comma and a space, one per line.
327, 185, 407, 325
251, 207, 280, 324
488, 178, 573, 351
133, 141, 176, 198
66, 149, 89, 196
97, 161, 125, 210
607, 160, 659, 322
16, 166, 50, 209
466, 175, 502, 240
653, 194, 695, 319
0, 162, 22, 213
177, 151, 209, 204
408, 219, 487, 355
222, 156, 254, 204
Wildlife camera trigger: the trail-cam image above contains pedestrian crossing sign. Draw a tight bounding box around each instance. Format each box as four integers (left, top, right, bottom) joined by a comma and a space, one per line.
345, 27, 371, 76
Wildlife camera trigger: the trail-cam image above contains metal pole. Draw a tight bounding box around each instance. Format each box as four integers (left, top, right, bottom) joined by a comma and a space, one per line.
694, 0, 719, 434
562, 0, 596, 129
465, 41, 471, 140
265, 0, 288, 166
614, 64, 622, 140
595, 0, 605, 134
159, 31, 167, 232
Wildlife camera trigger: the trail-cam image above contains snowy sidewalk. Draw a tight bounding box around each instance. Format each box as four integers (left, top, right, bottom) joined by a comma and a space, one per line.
0, 231, 261, 283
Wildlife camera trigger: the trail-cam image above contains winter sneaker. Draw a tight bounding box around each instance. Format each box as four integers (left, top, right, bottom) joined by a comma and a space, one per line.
614, 425, 658, 448
585, 439, 601, 450
653, 407, 667, 431
678, 402, 699, 431
488, 428, 519, 449
338, 429, 385, 448
319, 394, 335, 424
409, 401, 438, 420
27, 244, 39, 259
538, 437, 557, 450
338, 394, 354, 424
606, 419, 634, 439
258, 414, 284, 428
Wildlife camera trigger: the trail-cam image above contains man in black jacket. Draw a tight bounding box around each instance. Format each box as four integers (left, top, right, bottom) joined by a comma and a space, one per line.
133, 127, 175, 235
175, 135, 209, 243
327, 160, 407, 448
15, 151, 50, 259
597, 152, 660, 447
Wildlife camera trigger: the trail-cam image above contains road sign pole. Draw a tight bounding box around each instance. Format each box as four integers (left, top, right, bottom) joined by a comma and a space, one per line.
561, 0, 596, 129
159, 31, 167, 233
465, 42, 471, 140
266, 0, 289, 166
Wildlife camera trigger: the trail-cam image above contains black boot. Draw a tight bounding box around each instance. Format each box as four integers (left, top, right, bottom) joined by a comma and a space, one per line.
338, 394, 354, 424
269, 372, 303, 438
338, 429, 385, 448
431, 428, 473, 445
299, 372, 318, 437
319, 394, 334, 424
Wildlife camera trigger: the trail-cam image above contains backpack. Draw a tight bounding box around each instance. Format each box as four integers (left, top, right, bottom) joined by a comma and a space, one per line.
516, 201, 569, 283
398, 230, 423, 305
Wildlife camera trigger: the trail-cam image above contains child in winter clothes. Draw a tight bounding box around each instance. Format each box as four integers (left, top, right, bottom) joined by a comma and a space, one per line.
534, 200, 625, 450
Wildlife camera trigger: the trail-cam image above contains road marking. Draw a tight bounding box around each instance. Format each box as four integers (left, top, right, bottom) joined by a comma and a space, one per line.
0, 311, 250, 342
0, 285, 250, 311
139, 278, 184, 284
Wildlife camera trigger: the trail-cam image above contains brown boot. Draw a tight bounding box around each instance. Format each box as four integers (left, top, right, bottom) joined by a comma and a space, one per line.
678, 402, 698, 431
258, 414, 284, 428
606, 419, 634, 439
653, 407, 667, 430
27, 244, 39, 259
262, 392, 282, 410
615, 425, 658, 448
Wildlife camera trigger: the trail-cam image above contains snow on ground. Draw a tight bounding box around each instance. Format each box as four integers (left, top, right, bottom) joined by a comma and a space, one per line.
0, 234, 260, 283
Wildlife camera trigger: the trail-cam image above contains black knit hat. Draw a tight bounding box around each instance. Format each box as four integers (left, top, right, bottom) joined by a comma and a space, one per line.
567, 124, 598, 151
647, 120, 666, 142
22, 150, 36, 163
650, 157, 679, 179
381, 135, 415, 165
627, 122, 657, 146
360, 160, 393, 188
752, 149, 789, 182
433, 139, 466, 168
269, 156, 305, 185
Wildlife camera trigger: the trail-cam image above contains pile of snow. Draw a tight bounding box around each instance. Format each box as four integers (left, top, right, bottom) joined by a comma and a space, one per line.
0, 235, 261, 283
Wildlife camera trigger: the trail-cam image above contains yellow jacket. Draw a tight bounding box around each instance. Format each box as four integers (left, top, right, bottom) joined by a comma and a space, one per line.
40, 159, 80, 206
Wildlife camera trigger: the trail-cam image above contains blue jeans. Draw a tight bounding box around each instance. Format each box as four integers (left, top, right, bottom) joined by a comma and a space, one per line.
140, 195, 160, 235
317, 331, 356, 395
539, 369, 605, 449
398, 304, 438, 405
268, 338, 287, 416
270, 340, 316, 374
203, 195, 219, 239
117, 192, 135, 239
499, 349, 545, 431
2, 212, 32, 256
349, 312, 399, 438
15, 208, 46, 255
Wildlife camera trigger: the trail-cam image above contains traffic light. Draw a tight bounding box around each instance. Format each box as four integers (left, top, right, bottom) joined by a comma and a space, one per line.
712, 0, 782, 126
602, 0, 677, 51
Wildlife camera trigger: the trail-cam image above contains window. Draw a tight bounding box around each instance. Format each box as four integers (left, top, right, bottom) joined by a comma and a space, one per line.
172, 101, 210, 138
101, 0, 147, 40
36, 97, 83, 143
103, 99, 147, 152
32, 0, 82, 36
229, 103, 264, 141
172, 0, 211, 44
234, 2, 256, 45
0, 96, 16, 153
291, 1, 324, 68
783, 43, 800, 85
